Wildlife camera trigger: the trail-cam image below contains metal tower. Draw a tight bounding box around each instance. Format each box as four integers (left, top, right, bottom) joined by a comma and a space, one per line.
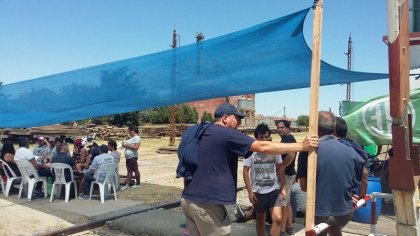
345, 33, 353, 101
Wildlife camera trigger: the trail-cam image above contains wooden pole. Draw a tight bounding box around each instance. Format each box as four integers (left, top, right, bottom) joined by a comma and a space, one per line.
305, 0, 323, 231
387, 0, 419, 235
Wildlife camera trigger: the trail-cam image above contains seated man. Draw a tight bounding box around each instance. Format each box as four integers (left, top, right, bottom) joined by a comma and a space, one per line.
33, 136, 51, 158
79, 144, 114, 199
15, 137, 52, 195
51, 143, 77, 182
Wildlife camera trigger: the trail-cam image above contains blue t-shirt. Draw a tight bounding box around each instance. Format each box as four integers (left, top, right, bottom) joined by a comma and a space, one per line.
297, 135, 357, 216
182, 124, 254, 205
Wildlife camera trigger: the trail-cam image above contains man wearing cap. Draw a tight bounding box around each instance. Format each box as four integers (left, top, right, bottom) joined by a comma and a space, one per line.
180, 103, 319, 236
79, 144, 115, 199
33, 136, 51, 158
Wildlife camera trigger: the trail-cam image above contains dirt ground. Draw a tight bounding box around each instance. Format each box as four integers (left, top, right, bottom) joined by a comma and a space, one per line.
115, 132, 309, 205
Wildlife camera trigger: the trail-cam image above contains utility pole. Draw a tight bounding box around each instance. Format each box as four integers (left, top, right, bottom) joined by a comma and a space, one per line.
345, 33, 353, 101
169, 28, 179, 147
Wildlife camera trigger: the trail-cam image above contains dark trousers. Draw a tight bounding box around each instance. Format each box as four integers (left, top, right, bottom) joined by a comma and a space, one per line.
125, 158, 140, 185
314, 211, 353, 236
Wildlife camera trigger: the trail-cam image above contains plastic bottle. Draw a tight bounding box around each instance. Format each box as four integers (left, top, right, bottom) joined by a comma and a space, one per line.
47, 177, 52, 195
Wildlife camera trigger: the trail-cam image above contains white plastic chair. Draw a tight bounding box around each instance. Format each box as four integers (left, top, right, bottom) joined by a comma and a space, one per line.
89, 163, 117, 203
15, 160, 47, 201
50, 163, 77, 203
0, 160, 21, 197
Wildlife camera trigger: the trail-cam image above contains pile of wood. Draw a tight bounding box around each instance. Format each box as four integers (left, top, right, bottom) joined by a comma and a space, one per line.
83, 124, 191, 141
0, 124, 87, 141
0, 124, 192, 141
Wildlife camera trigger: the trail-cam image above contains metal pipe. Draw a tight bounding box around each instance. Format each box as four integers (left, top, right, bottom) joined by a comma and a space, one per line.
36, 200, 181, 236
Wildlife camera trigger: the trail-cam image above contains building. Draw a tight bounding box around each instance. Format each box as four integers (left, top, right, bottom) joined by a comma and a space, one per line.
188, 94, 255, 125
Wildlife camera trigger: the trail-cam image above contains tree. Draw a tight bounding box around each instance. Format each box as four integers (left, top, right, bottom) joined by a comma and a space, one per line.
296, 115, 309, 127
201, 111, 214, 123
175, 104, 198, 124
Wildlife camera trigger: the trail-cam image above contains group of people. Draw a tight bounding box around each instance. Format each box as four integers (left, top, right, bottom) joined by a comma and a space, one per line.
179, 103, 368, 236
0, 125, 143, 199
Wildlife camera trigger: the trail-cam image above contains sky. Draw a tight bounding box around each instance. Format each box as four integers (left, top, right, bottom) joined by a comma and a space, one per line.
0, 0, 411, 119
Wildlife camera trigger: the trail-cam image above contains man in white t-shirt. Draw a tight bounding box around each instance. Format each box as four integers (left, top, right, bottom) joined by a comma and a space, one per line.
14, 137, 52, 194
243, 123, 287, 236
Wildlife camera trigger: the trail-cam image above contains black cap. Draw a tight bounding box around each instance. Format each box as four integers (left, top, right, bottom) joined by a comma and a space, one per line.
214, 103, 245, 118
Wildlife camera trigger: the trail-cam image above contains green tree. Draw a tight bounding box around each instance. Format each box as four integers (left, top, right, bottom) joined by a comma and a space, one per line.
175, 104, 198, 124
201, 111, 214, 123
296, 115, 309, 127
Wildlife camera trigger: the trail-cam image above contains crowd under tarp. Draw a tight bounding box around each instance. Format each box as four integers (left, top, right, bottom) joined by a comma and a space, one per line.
0, 8, 388, 128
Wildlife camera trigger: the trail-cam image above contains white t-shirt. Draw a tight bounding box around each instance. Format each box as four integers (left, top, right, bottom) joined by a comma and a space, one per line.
124, 135, 141, 159
243, 152, 283, 194
15, 147, 35, 161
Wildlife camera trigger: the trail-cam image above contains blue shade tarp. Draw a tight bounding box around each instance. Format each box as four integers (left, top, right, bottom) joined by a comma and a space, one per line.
0, 8, 388, 128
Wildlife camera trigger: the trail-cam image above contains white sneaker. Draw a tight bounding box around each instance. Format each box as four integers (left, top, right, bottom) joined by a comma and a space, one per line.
120, 185, 130, 190
132, 184, 141, 188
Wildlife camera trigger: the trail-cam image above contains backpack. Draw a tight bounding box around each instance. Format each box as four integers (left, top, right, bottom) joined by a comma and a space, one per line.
176, 121, 211, 181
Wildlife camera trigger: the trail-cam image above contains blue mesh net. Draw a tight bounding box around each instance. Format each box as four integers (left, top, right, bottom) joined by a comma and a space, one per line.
0, 8, 387, 128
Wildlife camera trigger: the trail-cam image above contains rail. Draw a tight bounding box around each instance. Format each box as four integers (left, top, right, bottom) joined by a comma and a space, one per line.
306, 192, 393, 236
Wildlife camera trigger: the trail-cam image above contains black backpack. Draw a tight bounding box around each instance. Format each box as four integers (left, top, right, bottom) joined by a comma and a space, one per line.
176, 122, 211, 182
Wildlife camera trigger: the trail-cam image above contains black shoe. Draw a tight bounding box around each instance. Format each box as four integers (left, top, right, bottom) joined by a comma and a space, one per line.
296, 211, 306, 218
34, 190, 44, 196
286, 226, 294, 235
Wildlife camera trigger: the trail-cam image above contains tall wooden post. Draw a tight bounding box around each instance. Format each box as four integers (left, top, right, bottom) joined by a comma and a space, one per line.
387, 0, 420, 235
305, 0, 323, 232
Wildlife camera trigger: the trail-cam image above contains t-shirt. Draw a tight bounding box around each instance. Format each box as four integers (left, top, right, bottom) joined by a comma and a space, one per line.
15, 147, 35, 162
110, 150, 121, 163
243, 152, 282, 194
33, 145, 51, 157
281, 134, 297, 176
182, 124, 254, 205
297, 135, 357, 216
51, 153, 76, 181
124, 135, 141, 159
90, 153, 114, 180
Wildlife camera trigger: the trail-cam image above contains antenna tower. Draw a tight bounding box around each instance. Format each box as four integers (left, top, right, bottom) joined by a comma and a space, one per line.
345, 33, 353, 101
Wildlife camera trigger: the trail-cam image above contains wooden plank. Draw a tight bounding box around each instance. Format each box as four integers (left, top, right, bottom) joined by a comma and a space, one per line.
305, 0, 323, 231
388, 0, 410, 117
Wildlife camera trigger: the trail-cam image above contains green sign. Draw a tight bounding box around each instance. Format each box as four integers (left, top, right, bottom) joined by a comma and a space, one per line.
342, 89, 420, 146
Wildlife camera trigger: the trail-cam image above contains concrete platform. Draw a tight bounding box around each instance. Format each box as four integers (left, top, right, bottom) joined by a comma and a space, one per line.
0, 190, 394, 236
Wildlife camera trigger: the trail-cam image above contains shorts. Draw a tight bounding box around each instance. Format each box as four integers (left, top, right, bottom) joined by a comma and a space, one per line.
181, 197, 231, 236
254, 189, 287, 213
285, 175, 296, 203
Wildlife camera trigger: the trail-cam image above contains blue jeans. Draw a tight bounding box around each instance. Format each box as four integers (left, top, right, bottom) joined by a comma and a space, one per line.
82, 171, 95, 195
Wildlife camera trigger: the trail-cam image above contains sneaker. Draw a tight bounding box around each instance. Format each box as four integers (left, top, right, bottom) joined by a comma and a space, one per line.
78, 194, 89, 200
286, 226, 294, 235
120, 185, 130, 190
132, 184, 141, 188
34, 190, 44, 197
281, 232, 288, 236
235, 205, 246, 222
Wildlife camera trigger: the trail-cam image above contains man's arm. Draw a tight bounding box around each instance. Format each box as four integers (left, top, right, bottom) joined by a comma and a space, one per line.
282, 152, 297, 168
29, 158, 42, 170
243, 166, 257, 204
249, 134, 318, 155
358, 167, 369, 197
276, 163, 287, 198
299, 178, 307, 192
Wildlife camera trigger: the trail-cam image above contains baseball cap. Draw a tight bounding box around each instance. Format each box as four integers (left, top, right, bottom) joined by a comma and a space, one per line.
38, 136, 45, 141
74, 139, 82, 146
214, 103, 245, 118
